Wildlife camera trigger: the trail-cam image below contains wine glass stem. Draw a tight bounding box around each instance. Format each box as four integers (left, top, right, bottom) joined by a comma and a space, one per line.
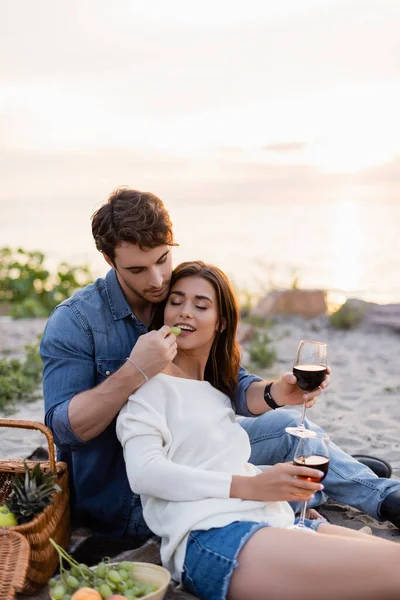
297, 499, 308, 527
300, 402, 307, 428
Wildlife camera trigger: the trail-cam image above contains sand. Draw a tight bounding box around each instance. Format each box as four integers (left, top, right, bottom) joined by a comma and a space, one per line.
242, 314, 400, 478
2, 313, 400, 475
2, 314, 400, 599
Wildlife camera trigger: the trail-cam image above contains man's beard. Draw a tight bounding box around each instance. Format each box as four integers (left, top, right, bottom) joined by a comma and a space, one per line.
122, 276, 171, 304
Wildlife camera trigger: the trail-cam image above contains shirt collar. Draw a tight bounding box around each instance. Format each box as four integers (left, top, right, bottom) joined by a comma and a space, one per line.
105, 269, 133, 321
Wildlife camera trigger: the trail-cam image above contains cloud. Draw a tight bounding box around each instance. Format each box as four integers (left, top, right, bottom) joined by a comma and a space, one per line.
357, 155, 400, 184
263, 142, 308, 153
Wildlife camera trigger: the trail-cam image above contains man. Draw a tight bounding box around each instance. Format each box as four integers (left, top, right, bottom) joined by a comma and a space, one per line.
41, 188, 400, 538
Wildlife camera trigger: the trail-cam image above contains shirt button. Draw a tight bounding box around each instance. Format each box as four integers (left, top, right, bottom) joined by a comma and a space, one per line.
105, 370, 110, 376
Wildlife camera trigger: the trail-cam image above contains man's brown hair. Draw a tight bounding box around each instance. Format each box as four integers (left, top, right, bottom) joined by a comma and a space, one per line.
91, 188, 176, 262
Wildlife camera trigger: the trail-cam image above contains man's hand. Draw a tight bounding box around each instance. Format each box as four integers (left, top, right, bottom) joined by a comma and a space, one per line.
271, 366, 331, 409
231, 463, 324, 502
128, 326, 177, 380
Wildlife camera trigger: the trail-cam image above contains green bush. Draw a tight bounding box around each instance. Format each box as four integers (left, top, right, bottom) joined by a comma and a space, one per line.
248, 331, 277, 369
0, 247, 93, 318
0, 339, 42, 414
329, 301, 366, 330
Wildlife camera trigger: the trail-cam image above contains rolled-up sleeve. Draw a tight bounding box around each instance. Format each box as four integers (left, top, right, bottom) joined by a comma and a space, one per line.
232, 365, 263, 417
40, 305, 94, 449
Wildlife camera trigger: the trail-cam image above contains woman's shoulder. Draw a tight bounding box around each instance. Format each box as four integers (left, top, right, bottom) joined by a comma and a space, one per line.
133, 373, 176, 396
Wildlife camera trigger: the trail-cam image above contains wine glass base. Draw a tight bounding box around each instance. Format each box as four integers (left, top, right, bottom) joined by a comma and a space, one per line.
285, 426, 318, 438
291, 523, 315, 532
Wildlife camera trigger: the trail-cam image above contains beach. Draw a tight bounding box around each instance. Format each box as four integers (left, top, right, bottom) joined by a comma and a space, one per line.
242, 314, 400, 479
1, 314, 400, 477
4, 313, 400, 600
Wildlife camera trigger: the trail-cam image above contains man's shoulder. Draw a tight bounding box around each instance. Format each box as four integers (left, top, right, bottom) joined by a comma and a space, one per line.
61, 276, 107, 308
58, 271, 115, 316
44, 275, 111, 334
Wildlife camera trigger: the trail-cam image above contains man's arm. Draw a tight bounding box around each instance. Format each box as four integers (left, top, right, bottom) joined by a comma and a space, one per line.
41, 306, 177, 444
233, 365, 330, 416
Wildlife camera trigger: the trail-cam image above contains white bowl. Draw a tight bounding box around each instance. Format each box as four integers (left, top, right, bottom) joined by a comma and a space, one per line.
49, 561, 171, 600
130, 562, 171, 600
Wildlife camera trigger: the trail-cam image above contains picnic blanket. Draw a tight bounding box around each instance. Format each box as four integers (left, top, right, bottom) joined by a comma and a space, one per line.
18, 499, 400, 600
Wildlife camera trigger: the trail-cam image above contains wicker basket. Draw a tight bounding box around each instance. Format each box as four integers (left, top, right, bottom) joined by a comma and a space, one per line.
0, 529, 30, 600
0, 419, 70, 594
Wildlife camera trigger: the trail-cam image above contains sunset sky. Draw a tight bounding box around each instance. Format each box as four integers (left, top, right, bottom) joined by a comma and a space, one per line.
1, 0, 400, 300
2, 0, 400, 193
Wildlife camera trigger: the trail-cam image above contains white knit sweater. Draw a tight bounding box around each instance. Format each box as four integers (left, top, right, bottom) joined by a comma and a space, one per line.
116, 374, 294, 582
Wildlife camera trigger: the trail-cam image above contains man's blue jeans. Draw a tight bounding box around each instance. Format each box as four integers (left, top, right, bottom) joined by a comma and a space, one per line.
239, 408, 400, 520
127, 408, 400, 536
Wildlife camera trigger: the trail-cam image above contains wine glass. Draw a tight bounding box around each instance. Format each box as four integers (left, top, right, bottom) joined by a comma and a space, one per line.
285, 340, 327, 437
292, 432, 330, 529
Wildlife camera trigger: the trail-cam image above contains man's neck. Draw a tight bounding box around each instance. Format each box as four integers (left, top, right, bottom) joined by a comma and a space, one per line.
130, 302, 155, 328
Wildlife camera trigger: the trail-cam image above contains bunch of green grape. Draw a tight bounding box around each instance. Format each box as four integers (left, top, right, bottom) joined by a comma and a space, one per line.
48, 538, 158, 599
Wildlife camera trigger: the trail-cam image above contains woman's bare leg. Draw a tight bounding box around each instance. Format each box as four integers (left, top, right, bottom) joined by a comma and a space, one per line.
228, 527, 400, 600
318, 522, 378, 541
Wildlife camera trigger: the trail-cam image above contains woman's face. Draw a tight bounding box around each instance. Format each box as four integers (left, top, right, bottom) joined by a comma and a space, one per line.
164, 275, 220, 352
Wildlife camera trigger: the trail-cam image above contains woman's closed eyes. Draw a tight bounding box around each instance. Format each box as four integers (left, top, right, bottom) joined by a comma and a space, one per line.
170, 300, 208, 310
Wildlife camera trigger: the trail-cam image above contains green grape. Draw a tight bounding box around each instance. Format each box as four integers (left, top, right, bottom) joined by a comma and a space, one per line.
107, 569, 122, 583
141, 583, 157, 595
170, 326, 181, 336
99, 583, 113, 599
131, 587, 143, 597
79, 563, 92, 579
70, 567, 80, 578
51, 584, 66, 600
62, 595, 71, 600
48, 578, 58, 588
106, 580, 117, 591
96, 562, 108, 578
118, 561, 134, 570
117, 580, 128, 592
119, 568, 129, 581
66, 575, 79, 589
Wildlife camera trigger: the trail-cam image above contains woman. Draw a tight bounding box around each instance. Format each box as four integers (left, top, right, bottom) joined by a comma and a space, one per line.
117, 261, 400, 600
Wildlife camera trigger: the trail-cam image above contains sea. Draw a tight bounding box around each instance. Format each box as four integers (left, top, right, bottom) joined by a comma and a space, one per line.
2, 196, 400, 306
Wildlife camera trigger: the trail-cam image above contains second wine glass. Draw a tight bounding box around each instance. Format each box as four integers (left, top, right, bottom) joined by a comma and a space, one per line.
285, 340, 327, 437
292, 432, 330, 530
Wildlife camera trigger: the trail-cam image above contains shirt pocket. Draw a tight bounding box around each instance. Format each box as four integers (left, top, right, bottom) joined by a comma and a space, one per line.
96, 358, 126, 383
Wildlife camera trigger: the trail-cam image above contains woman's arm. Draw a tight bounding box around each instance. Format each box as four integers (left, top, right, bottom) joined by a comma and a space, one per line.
117, 388, 323, 504
123, 433, 232, 501
117, 395, 232, 501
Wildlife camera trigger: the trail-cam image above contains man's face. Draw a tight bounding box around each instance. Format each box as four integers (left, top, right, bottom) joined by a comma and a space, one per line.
105, 242, 173, 305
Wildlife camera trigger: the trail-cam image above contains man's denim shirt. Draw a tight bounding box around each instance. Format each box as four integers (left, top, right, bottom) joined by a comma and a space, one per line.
40, 269, 262, 536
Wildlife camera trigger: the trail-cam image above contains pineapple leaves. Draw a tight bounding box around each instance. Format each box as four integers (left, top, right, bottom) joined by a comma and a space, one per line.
5, 460, 61, 524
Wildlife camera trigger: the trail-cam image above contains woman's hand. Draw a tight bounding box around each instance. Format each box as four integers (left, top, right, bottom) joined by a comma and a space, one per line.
231, 463, 324, 503
271, 365, 331, 409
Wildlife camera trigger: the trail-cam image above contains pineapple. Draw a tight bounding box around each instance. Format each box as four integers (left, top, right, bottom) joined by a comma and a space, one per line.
6, 460, 61, 524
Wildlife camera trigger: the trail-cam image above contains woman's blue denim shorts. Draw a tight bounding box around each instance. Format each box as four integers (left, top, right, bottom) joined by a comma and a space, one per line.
182, 517, 326, 600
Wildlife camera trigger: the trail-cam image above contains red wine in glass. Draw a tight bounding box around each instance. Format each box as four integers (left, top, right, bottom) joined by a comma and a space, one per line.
292, 434, 330, 530
293, 455, 330, 482
293, 364, 327, 392
286, 340, 327, 437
